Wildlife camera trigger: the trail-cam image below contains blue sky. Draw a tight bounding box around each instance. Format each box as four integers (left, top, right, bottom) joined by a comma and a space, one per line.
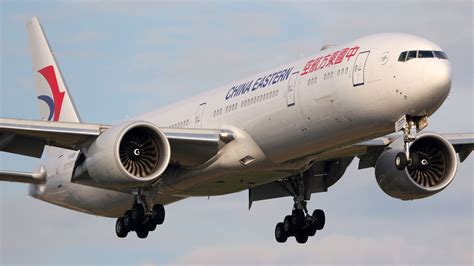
1, 1, 473, 265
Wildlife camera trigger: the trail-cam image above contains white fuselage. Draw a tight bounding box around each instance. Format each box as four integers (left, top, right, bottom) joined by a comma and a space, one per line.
31, 33, 452, 217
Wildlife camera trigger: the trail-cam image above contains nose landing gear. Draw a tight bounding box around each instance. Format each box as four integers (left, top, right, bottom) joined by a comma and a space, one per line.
395, 116, 428, 171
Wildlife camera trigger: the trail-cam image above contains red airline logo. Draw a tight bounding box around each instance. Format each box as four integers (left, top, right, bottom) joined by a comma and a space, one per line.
38, 65, 65, 121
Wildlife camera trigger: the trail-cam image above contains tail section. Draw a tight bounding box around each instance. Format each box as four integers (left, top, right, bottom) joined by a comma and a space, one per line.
26, 17, 81, 123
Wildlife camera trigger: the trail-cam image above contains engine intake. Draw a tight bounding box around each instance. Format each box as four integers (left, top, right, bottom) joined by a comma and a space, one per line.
72, 121, 171, 190
119, 126, 162, 178
375, 133, 457, 200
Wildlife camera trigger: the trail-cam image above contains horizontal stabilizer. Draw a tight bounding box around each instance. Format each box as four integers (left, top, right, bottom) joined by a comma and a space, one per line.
0, 166, 46, 184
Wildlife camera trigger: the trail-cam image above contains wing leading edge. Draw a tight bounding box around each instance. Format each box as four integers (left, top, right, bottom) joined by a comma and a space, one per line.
0, 118, 232, 168
0, 118, 106, 157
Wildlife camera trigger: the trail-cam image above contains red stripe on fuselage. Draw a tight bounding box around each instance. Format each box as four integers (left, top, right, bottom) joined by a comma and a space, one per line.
38, 66, 65, 121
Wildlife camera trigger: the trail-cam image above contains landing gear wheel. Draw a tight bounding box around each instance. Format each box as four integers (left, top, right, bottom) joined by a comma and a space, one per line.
395, 152, 408, 170
146, 220, 157, 231
115, 217, 128, 238
295, 230, 309, 244
292, 209, 305, 229
409, 152, 421, 169
275, 222, 288, 243
313, 209, 325, 230
307, 224, 317, 237
283, 215, 294, 236
136, 226, 149, 239
272, 174, 328, 244
132, 204, 145, 224
152, 204, 165, 225
123, 210, 134, 231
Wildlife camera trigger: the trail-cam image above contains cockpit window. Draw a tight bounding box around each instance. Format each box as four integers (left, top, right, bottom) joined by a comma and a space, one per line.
434, 51, 448, 59
418, 50, 434, 58
398, 50, 448, 62
398, 51, 407, 62
407, 50, 417, 61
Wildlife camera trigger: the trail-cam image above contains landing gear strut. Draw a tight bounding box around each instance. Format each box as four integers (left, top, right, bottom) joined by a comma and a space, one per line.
274, 174, 326, 244
115, 190, 165, 239
395, 116, 428, 171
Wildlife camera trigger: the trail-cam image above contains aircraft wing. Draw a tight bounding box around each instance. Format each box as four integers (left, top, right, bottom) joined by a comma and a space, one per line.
355, 133, 474, 169
302, 132, 474, 169
249, 132, 473, 207
0, 118, 228, 167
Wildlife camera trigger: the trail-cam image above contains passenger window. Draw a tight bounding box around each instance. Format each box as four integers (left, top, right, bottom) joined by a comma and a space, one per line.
434, 51, 448, 59
398, 51, 407, 62
418, 50, 434, 58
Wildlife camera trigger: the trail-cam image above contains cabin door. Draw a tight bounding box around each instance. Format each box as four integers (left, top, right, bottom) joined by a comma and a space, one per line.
286, 72, 299, 107
194, 102, 206, 128
352, 51, 370, 86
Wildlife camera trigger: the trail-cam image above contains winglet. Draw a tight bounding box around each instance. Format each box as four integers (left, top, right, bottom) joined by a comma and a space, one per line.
26, 17, 81, 123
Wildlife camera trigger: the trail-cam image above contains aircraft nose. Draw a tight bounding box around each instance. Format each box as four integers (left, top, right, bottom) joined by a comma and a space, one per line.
422, 59, 452, 98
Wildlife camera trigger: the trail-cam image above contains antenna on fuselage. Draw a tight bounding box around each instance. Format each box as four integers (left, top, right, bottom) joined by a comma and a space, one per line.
320, 44, 336, 51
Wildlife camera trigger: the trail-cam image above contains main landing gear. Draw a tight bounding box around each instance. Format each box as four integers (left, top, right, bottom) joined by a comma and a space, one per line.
275, 206, 325, 244
115, 194, 165, 239
274, 175, 326, 244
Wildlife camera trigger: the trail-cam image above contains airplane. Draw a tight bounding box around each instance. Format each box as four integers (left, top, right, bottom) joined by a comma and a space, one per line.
1, 17, 472, 244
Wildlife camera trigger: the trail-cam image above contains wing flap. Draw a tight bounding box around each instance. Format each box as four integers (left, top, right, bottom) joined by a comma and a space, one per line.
163, 128, 222, 167
0, 133, 45, 157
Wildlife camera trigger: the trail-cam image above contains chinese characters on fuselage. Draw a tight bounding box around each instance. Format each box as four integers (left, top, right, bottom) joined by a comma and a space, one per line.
300, 45, 360, 76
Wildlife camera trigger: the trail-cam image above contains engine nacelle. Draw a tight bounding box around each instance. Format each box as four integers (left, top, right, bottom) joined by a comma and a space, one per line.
375, 133, 457, 200
73, 121, 171, 190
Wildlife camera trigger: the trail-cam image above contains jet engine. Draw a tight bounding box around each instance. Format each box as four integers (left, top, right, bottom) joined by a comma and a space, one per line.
72, 121, 171, 190
374, 133, 457, 200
